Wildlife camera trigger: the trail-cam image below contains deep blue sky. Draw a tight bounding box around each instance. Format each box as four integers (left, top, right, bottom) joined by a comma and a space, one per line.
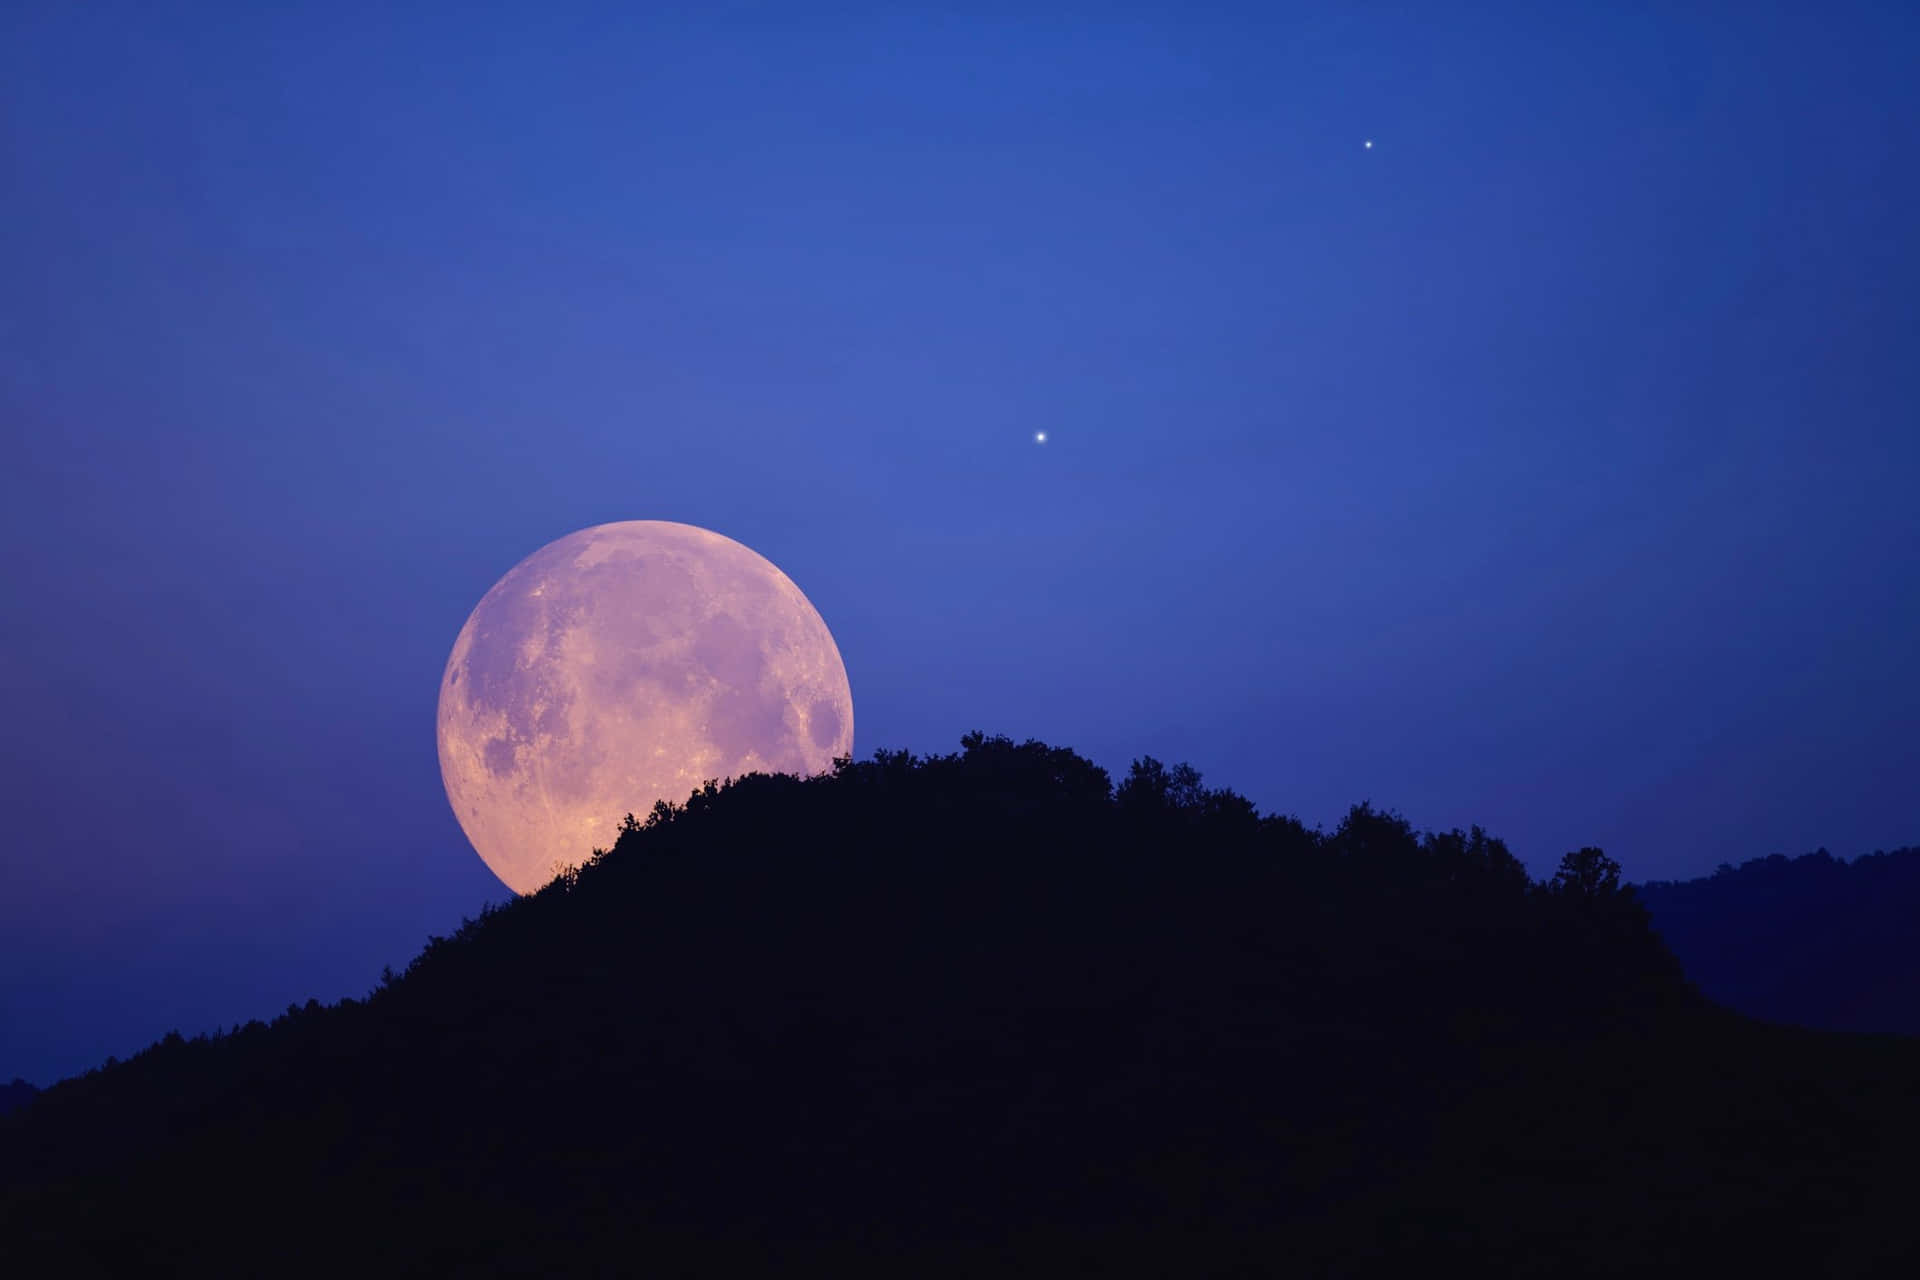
4, 2, 1916, 1086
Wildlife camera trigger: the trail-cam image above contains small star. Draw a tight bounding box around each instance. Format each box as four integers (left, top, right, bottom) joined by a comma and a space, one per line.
1364, 139, 1373, 149
1035, 431, 1047, 444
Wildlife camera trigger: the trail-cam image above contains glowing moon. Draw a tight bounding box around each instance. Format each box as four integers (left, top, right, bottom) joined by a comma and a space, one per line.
436, 521, 854, 894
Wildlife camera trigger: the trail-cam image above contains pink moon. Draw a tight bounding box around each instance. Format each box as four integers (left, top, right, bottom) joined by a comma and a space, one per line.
436, 521, 855, 894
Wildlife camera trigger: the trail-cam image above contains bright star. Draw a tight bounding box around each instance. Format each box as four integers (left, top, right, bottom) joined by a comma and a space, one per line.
1364, 139, 1373, 149
1035, 431, 1047, 444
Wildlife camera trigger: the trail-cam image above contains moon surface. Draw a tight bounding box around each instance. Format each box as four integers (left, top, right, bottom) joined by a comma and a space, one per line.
436, 521, 854, 895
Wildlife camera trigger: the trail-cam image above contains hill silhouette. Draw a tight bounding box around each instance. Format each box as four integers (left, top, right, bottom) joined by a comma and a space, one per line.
1639, 846, 1920, 1035
0, 1081, 35, 1118
3, 735, 1917, 1276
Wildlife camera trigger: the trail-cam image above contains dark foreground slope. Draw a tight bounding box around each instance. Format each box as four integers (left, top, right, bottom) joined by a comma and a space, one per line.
4, 736, 1918, 1277
0, 1081, 35, 1118
1641, 847, 1920, 1035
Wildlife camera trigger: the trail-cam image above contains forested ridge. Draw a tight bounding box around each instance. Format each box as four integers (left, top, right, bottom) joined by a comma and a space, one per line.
1640, 845, 1920, 1035
3, 735, 1916, 1276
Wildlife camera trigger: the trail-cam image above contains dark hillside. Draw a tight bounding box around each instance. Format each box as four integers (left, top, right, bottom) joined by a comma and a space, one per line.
0, 1081, 35, 1118
4, 735, 1917, 1276
1640, 846, 1920, 1034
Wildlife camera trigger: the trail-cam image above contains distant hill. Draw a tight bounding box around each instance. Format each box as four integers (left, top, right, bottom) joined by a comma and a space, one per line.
0, 1080, 35, 1117
1640, 845, 1920, 1034
3, 735, 1917, 1277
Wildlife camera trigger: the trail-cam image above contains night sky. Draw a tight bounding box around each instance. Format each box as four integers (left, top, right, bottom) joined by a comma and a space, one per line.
4, 3, 1916, 1087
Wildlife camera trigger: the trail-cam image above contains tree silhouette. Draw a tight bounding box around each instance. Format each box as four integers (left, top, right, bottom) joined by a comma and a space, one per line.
1550, 846, 1624, 901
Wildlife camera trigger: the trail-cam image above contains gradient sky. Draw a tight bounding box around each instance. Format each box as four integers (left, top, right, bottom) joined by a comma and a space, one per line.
4, 1, 1916, 1086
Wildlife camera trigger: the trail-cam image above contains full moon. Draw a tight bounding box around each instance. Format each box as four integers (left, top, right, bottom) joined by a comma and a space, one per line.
436, 521, 854, 895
